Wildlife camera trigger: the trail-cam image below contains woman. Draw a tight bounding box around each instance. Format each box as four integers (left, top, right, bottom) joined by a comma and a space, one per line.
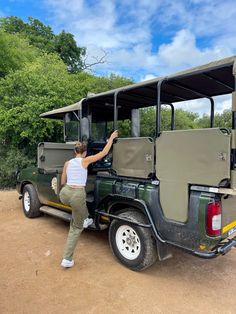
59, 130, 118, 268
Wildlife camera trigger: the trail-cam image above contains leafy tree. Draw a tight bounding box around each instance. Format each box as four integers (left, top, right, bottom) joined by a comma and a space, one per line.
0, 16, 86, 72
54, 31, 86, 73
174, 109, 198, 130
0, 30, 40, 77
140, 106, 198, 137
0, 16, 25, 33
0, 55, 87, 155
197, 110, 231, 128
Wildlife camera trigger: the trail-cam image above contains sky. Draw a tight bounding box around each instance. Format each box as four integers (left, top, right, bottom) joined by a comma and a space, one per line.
1, 0, 236, 114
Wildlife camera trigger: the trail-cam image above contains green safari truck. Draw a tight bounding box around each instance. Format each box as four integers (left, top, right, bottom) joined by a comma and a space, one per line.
17, 56, 236, 271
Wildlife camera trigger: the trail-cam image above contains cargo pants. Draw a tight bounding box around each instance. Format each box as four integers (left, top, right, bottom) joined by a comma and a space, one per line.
59, 185, 88, 261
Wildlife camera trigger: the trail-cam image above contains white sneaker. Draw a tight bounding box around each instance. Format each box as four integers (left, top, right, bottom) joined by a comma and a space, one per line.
61, 259, 74, 268
83, 218, 93, 228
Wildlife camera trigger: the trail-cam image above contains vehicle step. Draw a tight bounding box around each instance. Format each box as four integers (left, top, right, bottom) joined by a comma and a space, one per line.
40, 205, 71, 222
39, 205, 108, 230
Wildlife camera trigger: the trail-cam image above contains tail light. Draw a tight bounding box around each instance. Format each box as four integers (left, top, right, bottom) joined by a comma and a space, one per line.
206, 201, 222, 237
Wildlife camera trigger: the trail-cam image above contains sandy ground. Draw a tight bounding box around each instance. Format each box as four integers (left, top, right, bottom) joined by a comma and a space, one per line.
0, 190, 236, 314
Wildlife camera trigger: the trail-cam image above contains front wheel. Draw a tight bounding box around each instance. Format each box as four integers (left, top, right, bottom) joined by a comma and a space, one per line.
22, 184, 41, 218
109, 210, 157, 271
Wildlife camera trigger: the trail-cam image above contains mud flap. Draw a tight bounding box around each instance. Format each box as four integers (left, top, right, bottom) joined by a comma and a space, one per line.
156, 239, 173, 261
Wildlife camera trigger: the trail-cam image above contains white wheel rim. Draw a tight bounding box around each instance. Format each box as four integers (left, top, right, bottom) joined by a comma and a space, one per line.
23, 191, 30, 212
115, 225, 141, 260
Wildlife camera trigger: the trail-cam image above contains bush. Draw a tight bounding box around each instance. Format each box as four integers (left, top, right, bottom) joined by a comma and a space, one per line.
0, 145, 35, 188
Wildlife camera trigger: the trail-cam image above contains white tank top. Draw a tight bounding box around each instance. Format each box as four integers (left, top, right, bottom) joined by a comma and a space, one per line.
66, 157, 87, 186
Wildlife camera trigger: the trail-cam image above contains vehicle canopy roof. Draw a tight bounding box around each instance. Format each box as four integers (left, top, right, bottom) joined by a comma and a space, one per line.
41, 55, 236, 120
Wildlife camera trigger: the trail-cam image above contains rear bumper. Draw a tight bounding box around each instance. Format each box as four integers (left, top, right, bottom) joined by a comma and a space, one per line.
193, 236, 236, 259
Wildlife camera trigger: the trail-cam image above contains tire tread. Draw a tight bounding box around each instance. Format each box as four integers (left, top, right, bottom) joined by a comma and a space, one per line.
22, 184, 41, 218
109, 209, 157, 271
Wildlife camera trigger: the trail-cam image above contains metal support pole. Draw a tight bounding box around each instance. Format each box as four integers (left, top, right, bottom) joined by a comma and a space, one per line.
78, 109, 82, 141
156, 79, 166, 137
209, 98, 214, 128
232, 75, 236, 130
169, 103, 175, 130
114, 91, 119, 130
231, 61, 236, 189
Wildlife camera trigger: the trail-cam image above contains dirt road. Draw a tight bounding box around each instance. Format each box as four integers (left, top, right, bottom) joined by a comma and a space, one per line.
0, 190, 236, 314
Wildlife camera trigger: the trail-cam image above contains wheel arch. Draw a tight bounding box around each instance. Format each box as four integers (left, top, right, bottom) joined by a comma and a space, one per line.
20, 181, 42, 203
99, 195, 152, 225
20, 180, 36, 193
108, 200, 146, 216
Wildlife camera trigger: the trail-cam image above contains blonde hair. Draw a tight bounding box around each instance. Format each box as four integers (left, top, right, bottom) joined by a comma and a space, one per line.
74, 142, 87, 154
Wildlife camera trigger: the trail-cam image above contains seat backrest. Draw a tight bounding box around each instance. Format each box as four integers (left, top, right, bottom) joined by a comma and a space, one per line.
38, 142, 74, 171
112, 137, 155, 178
156, 128, 231, 222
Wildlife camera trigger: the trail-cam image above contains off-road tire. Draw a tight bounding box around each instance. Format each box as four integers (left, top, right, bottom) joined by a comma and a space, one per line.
109, 210, 157, 271
22, 184, 41, 218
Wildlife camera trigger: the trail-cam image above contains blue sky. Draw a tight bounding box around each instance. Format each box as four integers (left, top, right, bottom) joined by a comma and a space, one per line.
1, 0, 236, 114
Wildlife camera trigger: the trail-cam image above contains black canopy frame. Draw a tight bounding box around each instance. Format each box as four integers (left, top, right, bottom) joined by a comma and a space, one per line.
40, 56, 236, 138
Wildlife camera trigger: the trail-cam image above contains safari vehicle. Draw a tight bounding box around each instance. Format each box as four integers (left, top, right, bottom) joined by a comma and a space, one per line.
17, 56, 236, 271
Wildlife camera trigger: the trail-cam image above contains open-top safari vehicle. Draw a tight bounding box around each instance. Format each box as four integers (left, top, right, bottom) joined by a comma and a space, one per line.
17, 55, 236, 270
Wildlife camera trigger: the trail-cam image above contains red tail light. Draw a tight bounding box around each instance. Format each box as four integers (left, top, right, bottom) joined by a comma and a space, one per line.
206, 201, 222, 237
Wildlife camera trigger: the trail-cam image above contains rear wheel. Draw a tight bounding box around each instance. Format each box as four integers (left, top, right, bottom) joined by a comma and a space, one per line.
109, 210, 157, 271
22, 184, 41, 218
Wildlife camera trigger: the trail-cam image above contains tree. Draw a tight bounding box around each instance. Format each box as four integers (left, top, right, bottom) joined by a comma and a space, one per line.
0, 30, 40, 77
140, 106, 198, 137
197, 110, 231, 128
0, 16, 25, 33
0, 54, 88, 155
0, 16, 86, 72
174, 109, 198, 130
54, 31, 86, 73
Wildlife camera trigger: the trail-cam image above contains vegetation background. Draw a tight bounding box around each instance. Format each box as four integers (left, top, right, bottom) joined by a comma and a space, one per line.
0, 16, 231, 188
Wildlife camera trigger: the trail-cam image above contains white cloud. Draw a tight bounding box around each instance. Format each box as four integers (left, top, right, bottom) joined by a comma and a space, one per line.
174, 95, 232, 116
45, 0, 151, 50
175, 99, 211, 115
155, 29, 232, 75
44, 0, 236, 113
92, 29, 233, 79
156, 0, 236, 39
214, 95, 231, 114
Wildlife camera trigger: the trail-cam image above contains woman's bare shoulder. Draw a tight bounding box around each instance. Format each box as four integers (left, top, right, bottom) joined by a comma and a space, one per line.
63, 160, 69, 168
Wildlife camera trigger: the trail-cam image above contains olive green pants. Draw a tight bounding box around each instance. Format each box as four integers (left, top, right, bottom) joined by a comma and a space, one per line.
59, 185, 88, 261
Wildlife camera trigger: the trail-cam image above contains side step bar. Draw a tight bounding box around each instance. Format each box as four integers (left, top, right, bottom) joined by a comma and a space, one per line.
40, 205, 107, 230
40, 205, 71, 222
